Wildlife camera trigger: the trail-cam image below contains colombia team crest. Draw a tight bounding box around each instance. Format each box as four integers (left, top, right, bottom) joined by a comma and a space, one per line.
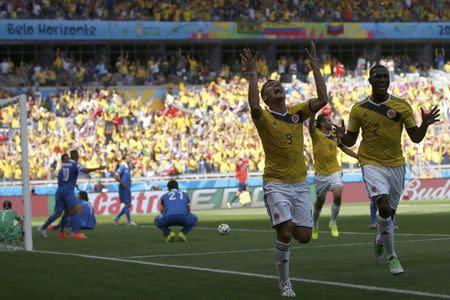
386, 109, 396, 119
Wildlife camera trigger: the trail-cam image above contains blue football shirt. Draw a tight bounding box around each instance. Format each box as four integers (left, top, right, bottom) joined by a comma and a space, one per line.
161, 189, 190, 216
58, 160, 84, 191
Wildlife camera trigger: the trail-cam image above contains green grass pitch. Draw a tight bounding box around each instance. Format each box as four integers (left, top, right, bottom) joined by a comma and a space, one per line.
1, 200, 450, 299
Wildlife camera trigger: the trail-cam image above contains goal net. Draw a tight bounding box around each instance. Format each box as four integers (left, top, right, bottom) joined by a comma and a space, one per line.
0, 94, 32, 251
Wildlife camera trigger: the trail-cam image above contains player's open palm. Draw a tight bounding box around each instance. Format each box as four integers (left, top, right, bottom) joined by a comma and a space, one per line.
333, 119, 346, 139
240, 49, 257, 74
421, 106, 440, 126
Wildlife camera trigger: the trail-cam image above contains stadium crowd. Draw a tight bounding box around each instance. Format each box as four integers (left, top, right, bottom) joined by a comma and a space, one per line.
0, 61, 448, 180
1, 0, 448, 22
1, 48, 449, 88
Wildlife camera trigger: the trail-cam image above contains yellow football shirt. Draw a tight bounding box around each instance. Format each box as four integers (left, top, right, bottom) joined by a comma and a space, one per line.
252, 101, 312, 183
348, 95, 417, 167
311, 130, 341, 175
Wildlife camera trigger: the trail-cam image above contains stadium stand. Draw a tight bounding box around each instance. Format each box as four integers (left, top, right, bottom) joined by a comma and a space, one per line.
0, 64, 448, 179
1, 0, 448, 22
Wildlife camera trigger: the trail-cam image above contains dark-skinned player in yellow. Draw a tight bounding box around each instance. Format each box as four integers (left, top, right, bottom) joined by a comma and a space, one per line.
334, 65, 440, 276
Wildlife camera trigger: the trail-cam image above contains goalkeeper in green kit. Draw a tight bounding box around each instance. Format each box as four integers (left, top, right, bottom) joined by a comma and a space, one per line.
0, 200, 23, 241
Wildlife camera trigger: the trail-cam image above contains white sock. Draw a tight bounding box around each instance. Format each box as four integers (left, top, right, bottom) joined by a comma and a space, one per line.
313, 207, 322, 227
330, 203, 340, 224
377, 216, 396, 258
375, 233, 383, 245
274, 240, 290, 283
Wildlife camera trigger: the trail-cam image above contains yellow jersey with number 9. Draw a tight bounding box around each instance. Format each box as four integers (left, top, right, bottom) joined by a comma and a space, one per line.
348, 95, 417, 167
252, 101, 313, 182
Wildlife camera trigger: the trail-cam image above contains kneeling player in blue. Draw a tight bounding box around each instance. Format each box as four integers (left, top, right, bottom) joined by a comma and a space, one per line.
79, 191, 96, 230
49, 191, 96, 231
155, 179, 198, 242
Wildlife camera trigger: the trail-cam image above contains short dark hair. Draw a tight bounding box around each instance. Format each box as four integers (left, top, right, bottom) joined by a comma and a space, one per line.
260, 80, 276, 101
79, 191, 88, 201
369, 65, 388, 78
316, 113, 328, 129
3, 200, 12, 209
61, 153, 69, 162
167, 179, 178, 190
69, 150, 78, 159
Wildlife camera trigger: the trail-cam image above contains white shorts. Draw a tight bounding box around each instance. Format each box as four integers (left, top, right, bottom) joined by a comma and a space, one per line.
361, 164, 405, 210
263, 181, 313, 228
314, 172, 343, 199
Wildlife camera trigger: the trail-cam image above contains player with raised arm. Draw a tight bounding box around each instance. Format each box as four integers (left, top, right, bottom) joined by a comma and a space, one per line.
308, 113, 357, 239
58, 149, 106, 239
113, 155, 137, 226
334, 65, 439, 275
39, 153, 70, 238
241, 42, 328, 297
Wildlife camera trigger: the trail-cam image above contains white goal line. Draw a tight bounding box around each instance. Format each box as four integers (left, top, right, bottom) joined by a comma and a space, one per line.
126, 237, 450, 259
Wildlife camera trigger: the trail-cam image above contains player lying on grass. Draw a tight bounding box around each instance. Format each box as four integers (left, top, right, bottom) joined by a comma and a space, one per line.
308, 113, 357, 240
334, 64, 439, 275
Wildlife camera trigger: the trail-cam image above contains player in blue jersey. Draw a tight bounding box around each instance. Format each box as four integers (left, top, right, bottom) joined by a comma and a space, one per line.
49, 191, 96, 231
39, 153, 70, 238
113, 156, 137, 226
155, 179, 198, 242
57, 149, 105, 239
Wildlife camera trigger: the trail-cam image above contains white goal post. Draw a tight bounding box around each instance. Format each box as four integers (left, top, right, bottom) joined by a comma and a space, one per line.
0, 94, 32, 251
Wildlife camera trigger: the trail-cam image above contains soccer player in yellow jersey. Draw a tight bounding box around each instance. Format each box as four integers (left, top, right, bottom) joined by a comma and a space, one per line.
334, 65, 440, 276
308, 113, 357, 240
241, 42, 328, 298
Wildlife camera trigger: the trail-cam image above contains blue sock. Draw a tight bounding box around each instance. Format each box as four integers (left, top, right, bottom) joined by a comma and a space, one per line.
71, 212, 82, 234
370, 201, 377, 225
123, 206, 131, 223
41, 213, 60, 230
115, 209, 124, 221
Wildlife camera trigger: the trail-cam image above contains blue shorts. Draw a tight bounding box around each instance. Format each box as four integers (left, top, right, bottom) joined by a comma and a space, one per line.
155, 214, 198, 228
54, 190, 65, 214
61, 190, 80, 209
119, 189, 132, 204
238, 183, 248, 192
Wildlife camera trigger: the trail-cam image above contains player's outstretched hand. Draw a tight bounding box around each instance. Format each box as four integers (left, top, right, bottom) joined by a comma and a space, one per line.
240, 48, 257, 74
305, 42, 317, 66
421, 106, 440, 126
333, 119, 346, 139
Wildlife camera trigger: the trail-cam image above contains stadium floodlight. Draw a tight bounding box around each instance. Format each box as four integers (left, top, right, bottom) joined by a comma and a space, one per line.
0, 94, 32, 251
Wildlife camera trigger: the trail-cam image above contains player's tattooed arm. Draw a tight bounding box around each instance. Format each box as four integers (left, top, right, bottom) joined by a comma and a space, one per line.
241, 48, 262, 120
306, 42, 328, 113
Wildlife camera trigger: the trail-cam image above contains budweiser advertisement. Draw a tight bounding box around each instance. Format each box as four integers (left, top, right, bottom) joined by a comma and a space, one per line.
0, 178, 447, 217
